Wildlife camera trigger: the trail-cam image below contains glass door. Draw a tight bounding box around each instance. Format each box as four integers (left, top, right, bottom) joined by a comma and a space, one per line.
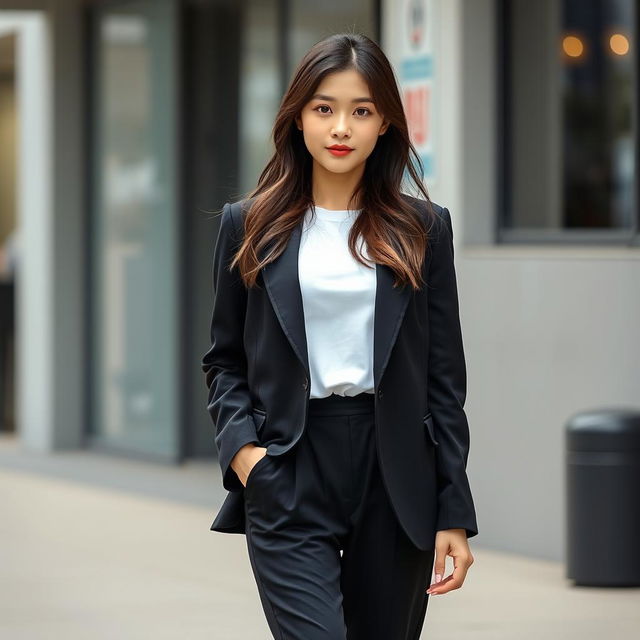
88, 0, 180, 459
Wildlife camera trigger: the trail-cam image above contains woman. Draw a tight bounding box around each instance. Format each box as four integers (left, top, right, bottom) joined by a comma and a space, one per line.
202, 32, 478, 640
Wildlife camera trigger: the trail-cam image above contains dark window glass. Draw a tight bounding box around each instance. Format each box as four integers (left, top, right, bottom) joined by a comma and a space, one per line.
501, 0, 636, 239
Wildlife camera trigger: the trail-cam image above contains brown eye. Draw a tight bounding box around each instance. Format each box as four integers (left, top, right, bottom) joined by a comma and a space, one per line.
355, 107, 371, 116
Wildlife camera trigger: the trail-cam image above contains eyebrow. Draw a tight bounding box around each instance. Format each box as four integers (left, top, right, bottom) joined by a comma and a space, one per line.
311, 93, 375, 104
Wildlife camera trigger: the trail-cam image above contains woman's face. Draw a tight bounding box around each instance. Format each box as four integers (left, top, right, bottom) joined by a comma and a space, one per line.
295, 69, 389, 177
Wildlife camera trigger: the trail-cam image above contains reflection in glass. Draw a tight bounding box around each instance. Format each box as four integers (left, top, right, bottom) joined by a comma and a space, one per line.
505, 0, 634, 231
239, 0, 377, 195
90, 0, 178, 458
240, 0, 280, 194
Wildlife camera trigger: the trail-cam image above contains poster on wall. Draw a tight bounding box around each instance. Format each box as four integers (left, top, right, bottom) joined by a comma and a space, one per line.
399, 0, 436, 181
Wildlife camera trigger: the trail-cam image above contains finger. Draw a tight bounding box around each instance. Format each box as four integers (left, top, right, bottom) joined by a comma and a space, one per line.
427, 554, 471, 594
432, 543, 448, 586
426, 552, 447, 593
426, 573, 454, 594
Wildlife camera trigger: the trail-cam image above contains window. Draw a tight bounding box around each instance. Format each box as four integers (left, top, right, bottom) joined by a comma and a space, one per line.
499, 0, 638, 244
89, 0, 180, 458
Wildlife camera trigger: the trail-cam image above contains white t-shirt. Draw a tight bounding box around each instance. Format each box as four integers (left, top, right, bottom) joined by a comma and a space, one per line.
298, 205, 377, 399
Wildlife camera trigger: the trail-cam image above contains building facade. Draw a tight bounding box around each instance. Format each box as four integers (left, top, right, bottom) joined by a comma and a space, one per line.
0, 0, 638, 560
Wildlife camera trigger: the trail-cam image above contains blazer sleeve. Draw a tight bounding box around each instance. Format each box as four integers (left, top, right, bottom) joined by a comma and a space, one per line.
427, 206, 479, 539
201, 201, 260, 492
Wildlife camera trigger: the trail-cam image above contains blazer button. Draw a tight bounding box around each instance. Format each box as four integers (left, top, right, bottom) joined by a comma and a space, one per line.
302, 378, 309, 390
377, 388, 383, 398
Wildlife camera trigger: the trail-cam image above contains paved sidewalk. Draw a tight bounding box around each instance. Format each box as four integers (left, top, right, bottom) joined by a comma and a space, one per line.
0, 435, 638, 639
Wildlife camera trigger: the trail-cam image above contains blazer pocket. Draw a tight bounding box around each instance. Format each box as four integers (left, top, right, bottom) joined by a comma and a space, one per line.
251, 407, 267, 433
423, 412, 440, 447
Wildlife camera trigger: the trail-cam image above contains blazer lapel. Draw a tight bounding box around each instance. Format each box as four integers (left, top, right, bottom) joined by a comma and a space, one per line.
261, 218, 412, 390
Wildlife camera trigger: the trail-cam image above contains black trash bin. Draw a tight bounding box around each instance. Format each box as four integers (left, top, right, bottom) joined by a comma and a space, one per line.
566, 408, 640, 586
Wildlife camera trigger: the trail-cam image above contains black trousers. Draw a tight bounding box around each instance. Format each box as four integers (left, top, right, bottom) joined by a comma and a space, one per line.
243, 392, 435, 640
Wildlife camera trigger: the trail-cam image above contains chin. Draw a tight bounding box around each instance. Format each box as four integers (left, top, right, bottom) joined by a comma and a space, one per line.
317, 156, 361, 172
326, 166, 359, 176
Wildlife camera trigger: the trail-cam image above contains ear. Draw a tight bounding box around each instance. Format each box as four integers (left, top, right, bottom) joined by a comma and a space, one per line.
379, 120, 390, 135
295, 115, 303, 131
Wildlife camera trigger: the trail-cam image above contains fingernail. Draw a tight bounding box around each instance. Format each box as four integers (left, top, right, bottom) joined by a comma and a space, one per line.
435, 574, 442, 583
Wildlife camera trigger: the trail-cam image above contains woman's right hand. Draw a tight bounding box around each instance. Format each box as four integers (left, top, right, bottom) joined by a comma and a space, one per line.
231, 444, 268, 488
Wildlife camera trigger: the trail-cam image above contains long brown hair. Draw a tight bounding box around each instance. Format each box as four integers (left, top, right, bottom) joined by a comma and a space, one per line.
230, 32, 436, 290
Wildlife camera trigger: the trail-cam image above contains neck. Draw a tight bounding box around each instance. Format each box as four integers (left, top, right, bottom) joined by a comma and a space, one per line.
311, 158, 364, 210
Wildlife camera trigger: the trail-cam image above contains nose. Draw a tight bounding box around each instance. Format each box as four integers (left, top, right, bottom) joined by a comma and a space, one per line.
331, 113, 351, 138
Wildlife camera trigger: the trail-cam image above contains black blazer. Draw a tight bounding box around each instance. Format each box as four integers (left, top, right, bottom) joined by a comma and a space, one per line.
202, 195, 478, 551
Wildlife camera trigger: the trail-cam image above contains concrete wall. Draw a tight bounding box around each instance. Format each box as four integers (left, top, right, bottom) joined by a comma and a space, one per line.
460, 0, 640, 563
384, 0, 640, 562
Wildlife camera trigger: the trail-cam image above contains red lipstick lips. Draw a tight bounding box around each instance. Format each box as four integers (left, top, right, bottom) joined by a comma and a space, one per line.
327, 144, 354, 157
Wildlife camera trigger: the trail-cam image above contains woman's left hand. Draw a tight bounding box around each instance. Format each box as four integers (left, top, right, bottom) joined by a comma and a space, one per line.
426, 528, 474, 595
